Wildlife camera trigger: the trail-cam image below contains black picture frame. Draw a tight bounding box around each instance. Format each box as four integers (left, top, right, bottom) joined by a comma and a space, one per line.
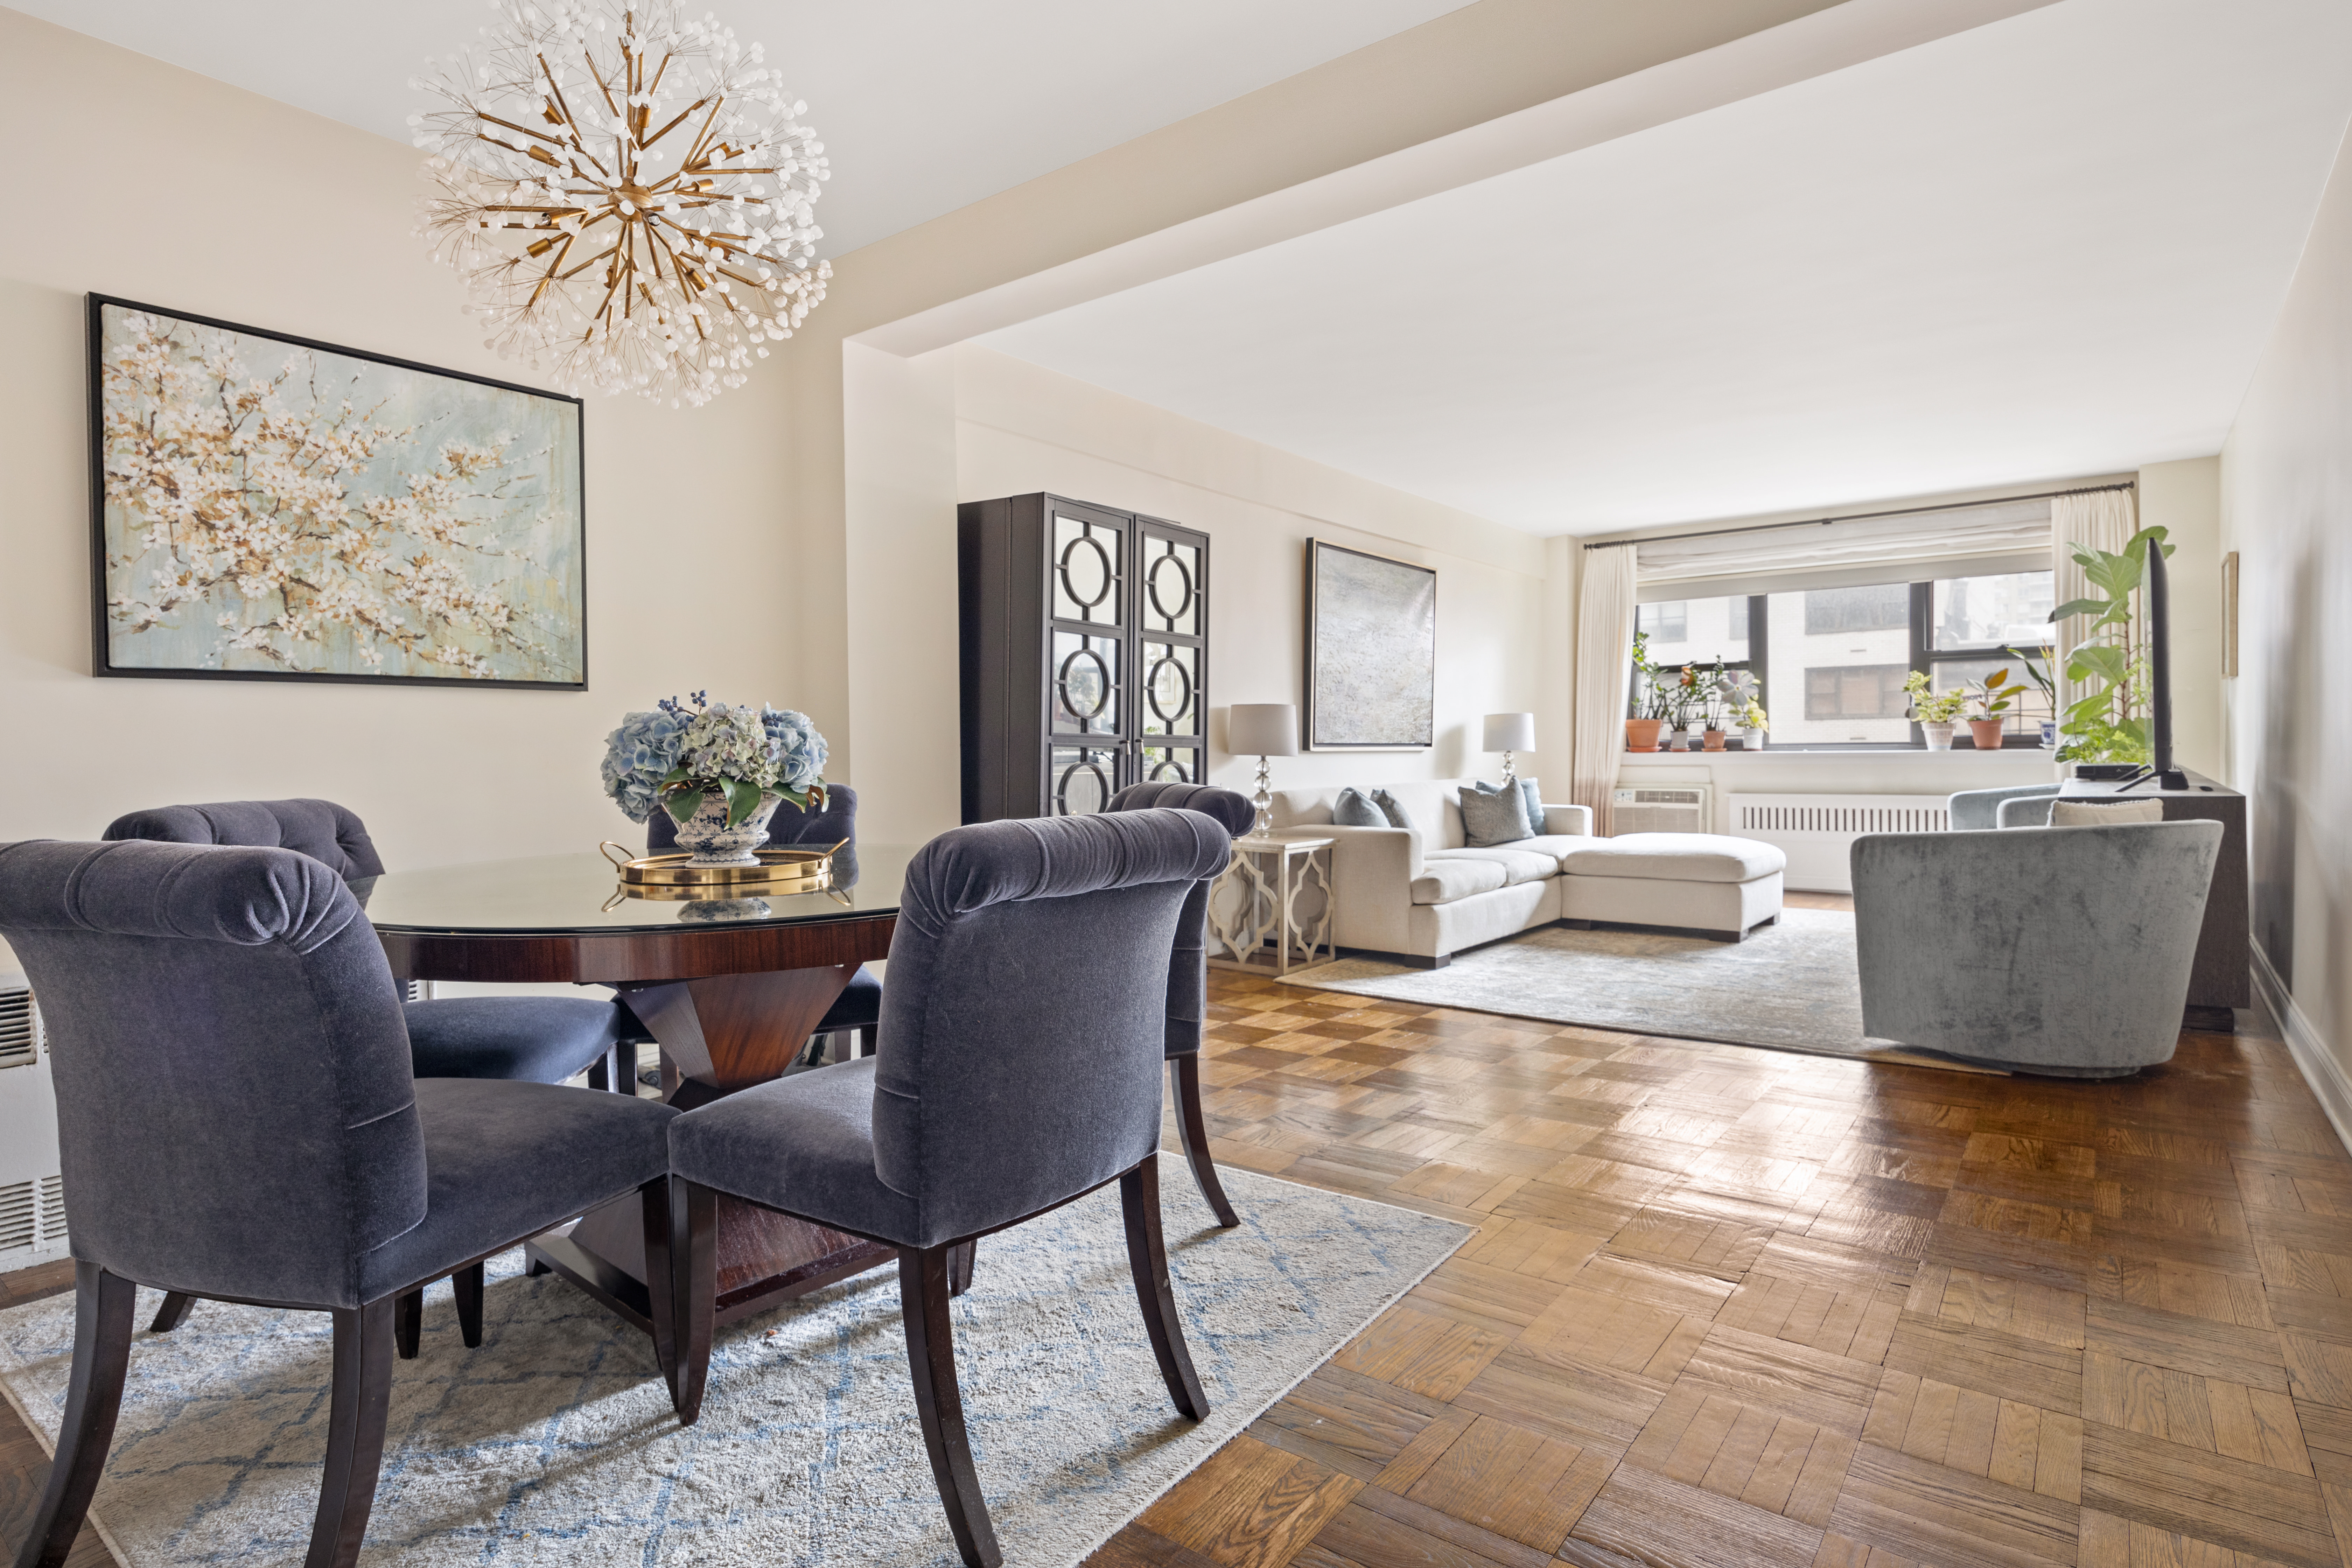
1304, 537, 1436, 751
86, 294, 588, 690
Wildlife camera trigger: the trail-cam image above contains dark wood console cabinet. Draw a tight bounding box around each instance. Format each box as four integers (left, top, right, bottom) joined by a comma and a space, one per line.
958, 493, 1209, 822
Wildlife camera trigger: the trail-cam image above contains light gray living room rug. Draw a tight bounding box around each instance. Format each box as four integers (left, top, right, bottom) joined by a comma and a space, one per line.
0, 1168, 1466, 1568
1279, 907, 1998, 1072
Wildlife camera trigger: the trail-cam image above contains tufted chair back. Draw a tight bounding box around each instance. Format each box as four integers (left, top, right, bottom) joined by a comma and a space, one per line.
1106, 783, 1252, 1056
870, 808, 1230, 1244
0, 839, 425, 1308
103, 799, 387, 883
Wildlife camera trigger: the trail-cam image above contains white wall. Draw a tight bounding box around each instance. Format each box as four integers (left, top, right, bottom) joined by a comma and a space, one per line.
0, 11, 805, 869
2220, 119, 2352, 1119
839, 344, 1552, 845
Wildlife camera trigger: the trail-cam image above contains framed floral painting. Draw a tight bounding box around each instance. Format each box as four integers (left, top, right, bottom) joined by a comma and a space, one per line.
87, 295, 587, 688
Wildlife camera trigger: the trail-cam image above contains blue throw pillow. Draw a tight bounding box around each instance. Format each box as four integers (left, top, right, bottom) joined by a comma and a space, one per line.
1369, 788, 1416, 831
1519, 778, 1544, 832
1332, 787, 1385, 828
1461, 781, 1534, 846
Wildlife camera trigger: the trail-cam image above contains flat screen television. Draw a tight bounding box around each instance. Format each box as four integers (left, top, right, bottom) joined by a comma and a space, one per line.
2143, 532, 2185, 791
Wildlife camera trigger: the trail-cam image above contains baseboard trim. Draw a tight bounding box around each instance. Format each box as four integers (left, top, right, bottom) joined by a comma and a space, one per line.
2253, 941, 2352, 1160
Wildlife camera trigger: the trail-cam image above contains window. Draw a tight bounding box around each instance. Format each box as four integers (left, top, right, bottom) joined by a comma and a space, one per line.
1804, 664, 1909, 721
1667, 568, 2056, 749
1804, 584, 1909, 635
1637, 601, 1687, 642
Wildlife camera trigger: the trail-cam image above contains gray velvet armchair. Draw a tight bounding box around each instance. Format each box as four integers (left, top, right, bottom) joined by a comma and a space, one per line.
1107, 780, 1256, 1228
665, 808, 1232, 1568
0, 838, 679, 1568
1947, 783, 2060, 831
1850, 818, 2222, 1076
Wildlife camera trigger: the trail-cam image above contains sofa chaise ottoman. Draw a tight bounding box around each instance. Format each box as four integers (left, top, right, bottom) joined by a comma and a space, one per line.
1557, 833, 1787, 943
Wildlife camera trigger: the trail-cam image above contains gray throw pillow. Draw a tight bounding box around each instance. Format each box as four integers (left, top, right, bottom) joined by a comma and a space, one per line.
1332, 787, 1385, 827
1369, 788, 1416, 831
1461, 781, 1534, 846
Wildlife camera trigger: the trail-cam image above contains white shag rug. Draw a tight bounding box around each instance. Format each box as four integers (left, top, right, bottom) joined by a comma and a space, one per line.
0, 1168, 1465, 1567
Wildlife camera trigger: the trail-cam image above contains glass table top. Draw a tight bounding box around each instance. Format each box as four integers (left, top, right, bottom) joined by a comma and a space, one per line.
360, 844, 913, 936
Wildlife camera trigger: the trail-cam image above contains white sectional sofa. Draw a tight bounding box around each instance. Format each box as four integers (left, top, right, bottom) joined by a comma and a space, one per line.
1266, 778, 1784, 967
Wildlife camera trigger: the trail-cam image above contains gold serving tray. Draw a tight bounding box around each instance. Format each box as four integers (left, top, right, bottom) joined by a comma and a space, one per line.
599, 840, 843, 900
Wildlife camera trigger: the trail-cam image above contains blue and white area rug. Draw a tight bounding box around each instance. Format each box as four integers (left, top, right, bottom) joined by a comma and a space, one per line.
0, 1169, 1466, 1567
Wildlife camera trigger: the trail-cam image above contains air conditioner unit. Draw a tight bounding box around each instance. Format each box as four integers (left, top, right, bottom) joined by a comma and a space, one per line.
0, 969, 68, 1271
1612, 785, 1713, 835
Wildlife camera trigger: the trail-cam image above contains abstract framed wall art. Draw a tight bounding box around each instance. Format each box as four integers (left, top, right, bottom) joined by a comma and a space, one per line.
88, 295, 587, 688
1304, 538, 1435, 750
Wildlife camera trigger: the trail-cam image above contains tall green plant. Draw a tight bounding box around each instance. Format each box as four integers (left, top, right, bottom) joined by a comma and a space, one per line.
2049, 525, 2172, 763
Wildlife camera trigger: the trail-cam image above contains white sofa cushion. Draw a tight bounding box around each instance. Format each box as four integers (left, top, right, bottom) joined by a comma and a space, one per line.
1410, 858, 1507, 905
1559, 832, 1786, 883
1426, 847, 1556, 887
1510, 834, 1598, 869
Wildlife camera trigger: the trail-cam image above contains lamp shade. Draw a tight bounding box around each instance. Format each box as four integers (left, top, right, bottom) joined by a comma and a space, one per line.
1228, 703, 1298, 757
1483, 712, 1536, 752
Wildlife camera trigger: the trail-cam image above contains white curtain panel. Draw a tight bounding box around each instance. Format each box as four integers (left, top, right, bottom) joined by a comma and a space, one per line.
1572, 543, 1638, 836
2051, 488, 2140, 716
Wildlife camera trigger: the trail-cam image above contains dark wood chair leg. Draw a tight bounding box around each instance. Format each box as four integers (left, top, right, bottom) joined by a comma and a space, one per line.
669, 1181, 718, 1424
303, 1296, 397, 1568
898, 1244, 1002, 1568
858, 1025, 876, 1058
1120, 1154, 1210, 1421
148, 1289, 196, 1333
16, 1261, 136, 1568
393, 1290, 421, 1360
640, 1178, 680, 1401
947, 1239, 976, 1297
587, 1054, 612, 1092
453, 1263, 485, 1349
1170, 1054, 1240, 1228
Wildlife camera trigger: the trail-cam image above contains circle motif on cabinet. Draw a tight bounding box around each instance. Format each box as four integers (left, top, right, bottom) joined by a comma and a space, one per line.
1056, 647, 1111, 721
1146, 551, 1194, 625
1146, 654, 1192, 724
1148, 755, 1192, 783
1058, 534, 1114, 611
1055, 758, 1112, 815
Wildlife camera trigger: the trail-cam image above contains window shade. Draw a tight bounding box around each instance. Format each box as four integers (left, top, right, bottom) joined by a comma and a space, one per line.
1632, 497, 2052, 601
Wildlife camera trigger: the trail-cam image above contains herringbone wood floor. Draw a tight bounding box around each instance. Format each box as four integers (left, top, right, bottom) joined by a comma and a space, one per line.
5, 924, 2349, 1568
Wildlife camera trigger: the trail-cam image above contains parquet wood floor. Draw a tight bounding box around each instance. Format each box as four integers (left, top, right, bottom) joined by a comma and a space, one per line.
5, 920, 2348, 1568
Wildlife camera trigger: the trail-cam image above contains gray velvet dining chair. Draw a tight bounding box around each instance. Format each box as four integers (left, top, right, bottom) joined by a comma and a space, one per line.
103, 797, 642, 1343
663, 808, 1233, 1568
0, 838, 680, 1568
1106, 780, 1255, 1228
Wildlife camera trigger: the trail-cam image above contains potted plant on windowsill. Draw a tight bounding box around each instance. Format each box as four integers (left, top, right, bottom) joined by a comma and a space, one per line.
2008, 644, 2059, 748
1699, 657, 1731, 749
1966, 668, 2015, 751
1625, 630, 1668, 752
1902, 671, 1969, 750
1715, 668, 1765, 749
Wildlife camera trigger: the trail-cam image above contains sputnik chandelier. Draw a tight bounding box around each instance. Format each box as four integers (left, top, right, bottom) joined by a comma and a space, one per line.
412, 0, 830, 408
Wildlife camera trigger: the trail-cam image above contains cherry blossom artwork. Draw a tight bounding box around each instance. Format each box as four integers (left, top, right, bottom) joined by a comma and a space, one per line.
89, 297, 586, 687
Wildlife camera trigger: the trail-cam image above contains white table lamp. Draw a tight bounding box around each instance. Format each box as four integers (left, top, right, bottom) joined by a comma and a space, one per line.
1483, 712, 1536, 785
1227, 703, 1298, 838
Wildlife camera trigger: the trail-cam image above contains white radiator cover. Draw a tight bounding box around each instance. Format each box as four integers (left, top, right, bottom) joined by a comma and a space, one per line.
0, 975, 66, 1270
1728, 792, 1949, 893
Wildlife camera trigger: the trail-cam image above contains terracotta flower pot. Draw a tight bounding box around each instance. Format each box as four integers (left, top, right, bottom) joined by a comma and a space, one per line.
1702, 729, 1727, 750
1967, 719, 2007, 751
1625, 718, 1665, 752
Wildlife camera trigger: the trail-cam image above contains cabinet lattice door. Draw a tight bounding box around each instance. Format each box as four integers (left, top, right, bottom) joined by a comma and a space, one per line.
959, 493, 1210, 821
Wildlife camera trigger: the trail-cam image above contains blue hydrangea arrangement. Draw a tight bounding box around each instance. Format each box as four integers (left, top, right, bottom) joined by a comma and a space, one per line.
601, 692, 829, 828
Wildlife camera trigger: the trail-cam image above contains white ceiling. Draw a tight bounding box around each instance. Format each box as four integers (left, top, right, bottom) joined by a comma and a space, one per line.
979, 0, 2352, 534
11, 0, 1472, 255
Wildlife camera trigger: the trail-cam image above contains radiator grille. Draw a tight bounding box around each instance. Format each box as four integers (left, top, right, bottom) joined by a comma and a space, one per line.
0, 987, 37, 1069
1734, 802, 1948, 835
0, 1176, 67, 1255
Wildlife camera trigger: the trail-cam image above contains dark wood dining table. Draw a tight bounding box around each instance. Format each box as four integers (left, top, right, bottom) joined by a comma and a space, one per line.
362, 844, 912, 1339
